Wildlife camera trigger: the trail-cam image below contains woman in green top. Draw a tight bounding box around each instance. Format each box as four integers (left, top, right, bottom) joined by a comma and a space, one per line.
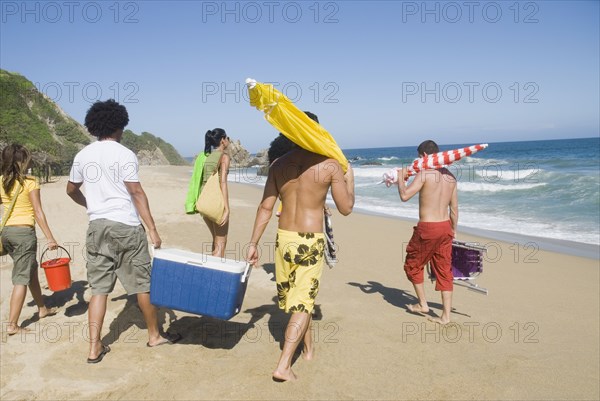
201, 128, 231, 257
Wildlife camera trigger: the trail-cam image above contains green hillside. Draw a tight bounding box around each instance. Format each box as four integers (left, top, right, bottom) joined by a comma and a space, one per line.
121, 130, 188, 165
0, 69, 187, 173
0, 69, 90, 163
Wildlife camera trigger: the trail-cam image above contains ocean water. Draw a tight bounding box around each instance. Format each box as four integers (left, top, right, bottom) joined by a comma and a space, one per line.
230, 137, 600, 247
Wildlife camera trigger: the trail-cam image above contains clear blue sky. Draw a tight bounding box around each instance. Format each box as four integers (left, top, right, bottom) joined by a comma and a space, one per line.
1, 0, 598, 155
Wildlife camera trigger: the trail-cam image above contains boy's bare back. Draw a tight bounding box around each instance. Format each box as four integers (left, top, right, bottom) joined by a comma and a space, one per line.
418, 168, 458, 225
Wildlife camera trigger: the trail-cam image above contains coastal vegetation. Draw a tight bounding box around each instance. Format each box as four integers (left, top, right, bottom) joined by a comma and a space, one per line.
0, 69, 187, 180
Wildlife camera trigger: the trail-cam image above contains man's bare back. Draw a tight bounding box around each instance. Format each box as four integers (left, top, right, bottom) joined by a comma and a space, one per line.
271, 149, 353, 233
417, 168, 458, 225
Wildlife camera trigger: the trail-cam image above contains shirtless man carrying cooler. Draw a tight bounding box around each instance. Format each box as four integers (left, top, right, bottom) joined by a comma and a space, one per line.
397, 140, 458, 325
246, 114, 355, 381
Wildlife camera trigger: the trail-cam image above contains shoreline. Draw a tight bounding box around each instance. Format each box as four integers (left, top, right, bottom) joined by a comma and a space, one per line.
233, 179, 600, 261
349, 205, 600, 261
35, 171, 600, 260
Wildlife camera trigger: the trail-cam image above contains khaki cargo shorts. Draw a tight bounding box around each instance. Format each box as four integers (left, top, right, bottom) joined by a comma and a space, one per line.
85, 219, 152, 295
2, 226, 38, 285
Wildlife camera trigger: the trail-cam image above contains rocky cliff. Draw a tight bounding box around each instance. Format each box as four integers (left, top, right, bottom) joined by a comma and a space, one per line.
227, 139, 268, 168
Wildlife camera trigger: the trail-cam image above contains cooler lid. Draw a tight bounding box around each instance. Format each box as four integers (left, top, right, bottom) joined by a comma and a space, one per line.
153, 248, 248, 274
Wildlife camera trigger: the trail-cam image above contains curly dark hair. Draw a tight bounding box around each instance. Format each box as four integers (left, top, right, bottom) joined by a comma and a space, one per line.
267, 111, 320, 164
268, 134, 296, 164
84, 99, 129, 138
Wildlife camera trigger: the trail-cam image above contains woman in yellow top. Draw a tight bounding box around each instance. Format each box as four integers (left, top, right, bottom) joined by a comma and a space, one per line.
1, 144, 59, 335
201, 129, 231, 257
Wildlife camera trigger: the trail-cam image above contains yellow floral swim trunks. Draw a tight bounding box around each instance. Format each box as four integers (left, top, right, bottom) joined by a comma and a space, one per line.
275, 229, 325, 314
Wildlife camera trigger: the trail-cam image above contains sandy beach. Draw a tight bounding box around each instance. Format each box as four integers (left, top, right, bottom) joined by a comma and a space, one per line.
1, 165, 598, 400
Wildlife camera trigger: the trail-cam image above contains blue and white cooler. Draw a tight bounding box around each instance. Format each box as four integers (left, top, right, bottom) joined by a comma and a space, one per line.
150, 248, 251, 320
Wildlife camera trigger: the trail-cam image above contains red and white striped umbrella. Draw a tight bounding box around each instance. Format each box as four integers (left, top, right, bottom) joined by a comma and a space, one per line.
383, 144, 488, 185
410, 143, 488, 176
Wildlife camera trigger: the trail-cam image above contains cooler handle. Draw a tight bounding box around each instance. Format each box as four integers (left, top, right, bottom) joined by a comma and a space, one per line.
40, 245, 71, 265
241, 263, 251, 283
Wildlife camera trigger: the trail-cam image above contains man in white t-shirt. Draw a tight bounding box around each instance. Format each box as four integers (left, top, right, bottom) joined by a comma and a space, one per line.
67, 99, 180, 364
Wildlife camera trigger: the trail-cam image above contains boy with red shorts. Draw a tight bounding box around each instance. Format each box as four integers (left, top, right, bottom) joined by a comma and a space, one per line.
397, 140, 458, 324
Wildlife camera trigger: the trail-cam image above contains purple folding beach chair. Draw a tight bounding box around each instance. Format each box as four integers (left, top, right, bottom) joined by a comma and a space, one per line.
428, 240, 488, 295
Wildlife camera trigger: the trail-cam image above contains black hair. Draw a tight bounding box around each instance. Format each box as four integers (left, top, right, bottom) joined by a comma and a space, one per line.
417, 140, 439, 156
266, 111, 321, 164
84, 99, 129, 139
1, 143, 32, 194
304, 111, 319, 123
268, 134, 297, 165
267, 111, 319, 164
204, 128, 227, 154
